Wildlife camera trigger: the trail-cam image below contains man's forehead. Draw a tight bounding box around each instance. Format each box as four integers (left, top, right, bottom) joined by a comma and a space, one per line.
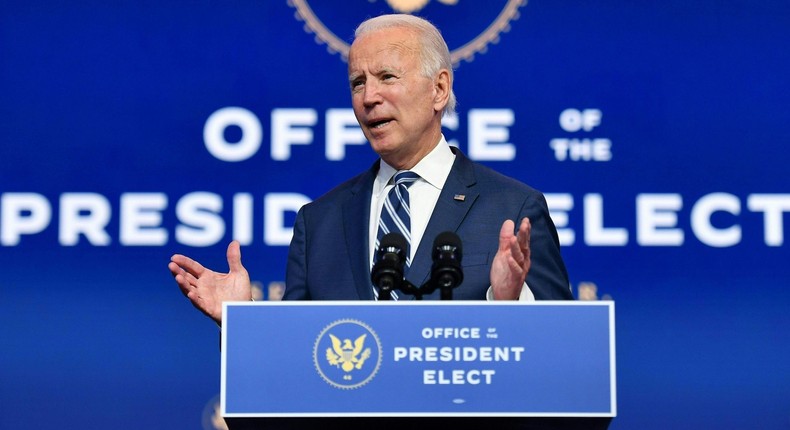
350, 27, 418, 55
349, 33, 418, 72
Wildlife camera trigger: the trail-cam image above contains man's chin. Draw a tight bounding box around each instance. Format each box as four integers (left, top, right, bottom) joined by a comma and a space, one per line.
369, 138, 398, 156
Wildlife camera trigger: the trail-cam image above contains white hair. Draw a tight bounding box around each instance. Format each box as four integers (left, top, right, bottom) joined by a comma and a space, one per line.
355, 14, 457, 116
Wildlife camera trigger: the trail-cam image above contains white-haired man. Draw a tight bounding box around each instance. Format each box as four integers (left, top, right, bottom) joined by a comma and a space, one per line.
169, 14, 572, 325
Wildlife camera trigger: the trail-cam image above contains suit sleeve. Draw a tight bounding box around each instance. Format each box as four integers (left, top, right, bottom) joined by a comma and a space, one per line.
283, 206, 310, 300
522, 191, 574, 300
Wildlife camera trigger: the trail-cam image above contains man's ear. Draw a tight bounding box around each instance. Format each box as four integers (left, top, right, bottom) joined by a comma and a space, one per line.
432, 69, 451, 112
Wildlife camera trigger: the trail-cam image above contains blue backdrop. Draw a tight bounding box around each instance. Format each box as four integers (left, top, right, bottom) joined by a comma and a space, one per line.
1, 1, 788, 429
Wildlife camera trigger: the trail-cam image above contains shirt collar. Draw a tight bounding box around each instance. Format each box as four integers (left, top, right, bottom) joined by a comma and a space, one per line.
374, 135, 455, 194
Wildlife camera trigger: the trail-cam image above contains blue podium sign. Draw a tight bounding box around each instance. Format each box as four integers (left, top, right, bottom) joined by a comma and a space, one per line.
221, 301, 616, 418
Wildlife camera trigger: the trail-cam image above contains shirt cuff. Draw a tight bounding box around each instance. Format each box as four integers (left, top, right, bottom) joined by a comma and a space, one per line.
486, 282, 535, 301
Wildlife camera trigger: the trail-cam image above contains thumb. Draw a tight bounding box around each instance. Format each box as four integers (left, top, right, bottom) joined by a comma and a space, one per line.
226, 240, 244, 273
498, 219, 515, 251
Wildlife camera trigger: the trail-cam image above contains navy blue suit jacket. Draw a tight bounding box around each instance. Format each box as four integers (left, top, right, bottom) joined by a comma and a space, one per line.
284, 148, 573, 301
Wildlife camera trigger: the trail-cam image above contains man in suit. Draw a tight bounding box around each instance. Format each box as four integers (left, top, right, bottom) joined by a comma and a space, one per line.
169, 14, 573, 325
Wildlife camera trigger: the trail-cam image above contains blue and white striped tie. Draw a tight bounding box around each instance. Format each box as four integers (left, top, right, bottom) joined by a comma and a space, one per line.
373, 170, 420, 300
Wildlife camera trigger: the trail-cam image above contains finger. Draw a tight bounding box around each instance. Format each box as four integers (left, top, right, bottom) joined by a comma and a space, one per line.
226, 240, 244, 274
518, 218, 532, 271
517, 217, 531, 251
498, 219, 515, 251
170, 259, 203, 285
168, 259, 200, 287
170, 254, 206, 278
185, 289, 201, 307
509, 235, 525, 266
167, 260, 182, 278
176, 275, 192, 296
168, 262, 194, 296
507, 253, 526, 277
518, 217, 530, 240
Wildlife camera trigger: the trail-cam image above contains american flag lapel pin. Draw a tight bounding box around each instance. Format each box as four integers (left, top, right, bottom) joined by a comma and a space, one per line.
453, 194, 466, 201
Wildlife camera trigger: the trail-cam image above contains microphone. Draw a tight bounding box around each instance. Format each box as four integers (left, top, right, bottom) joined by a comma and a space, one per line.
430, 231, 463, 300
371, 232, 408, 300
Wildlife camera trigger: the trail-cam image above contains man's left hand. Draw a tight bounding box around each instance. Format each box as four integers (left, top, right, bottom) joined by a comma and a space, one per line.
490, 217, 531, 300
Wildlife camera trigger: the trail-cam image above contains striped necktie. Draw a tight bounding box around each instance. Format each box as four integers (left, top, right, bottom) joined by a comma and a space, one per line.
373, 170, 420, 299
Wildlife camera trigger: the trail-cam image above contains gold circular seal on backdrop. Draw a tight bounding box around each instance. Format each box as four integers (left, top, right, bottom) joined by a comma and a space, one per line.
288, 0, 528, 66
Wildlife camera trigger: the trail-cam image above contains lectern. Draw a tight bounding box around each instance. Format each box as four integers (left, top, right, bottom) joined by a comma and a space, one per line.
221, 301, 615, 430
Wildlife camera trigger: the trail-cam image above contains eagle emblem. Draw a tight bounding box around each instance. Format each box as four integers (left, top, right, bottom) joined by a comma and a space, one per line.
326, 333, 372, 372
314, 319, 382, 389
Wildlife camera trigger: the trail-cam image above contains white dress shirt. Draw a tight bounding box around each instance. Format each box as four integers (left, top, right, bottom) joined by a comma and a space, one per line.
367, 136, 534, 301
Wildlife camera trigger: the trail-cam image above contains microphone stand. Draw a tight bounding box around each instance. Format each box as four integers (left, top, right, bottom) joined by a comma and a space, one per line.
392, 279, 456, 300
373, 232, 463, 301
440, 284, 454, 301
394, 280, 425, 300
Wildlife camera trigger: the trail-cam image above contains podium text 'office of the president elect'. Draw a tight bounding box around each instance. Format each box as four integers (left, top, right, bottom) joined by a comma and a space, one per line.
221, 301, 616, 429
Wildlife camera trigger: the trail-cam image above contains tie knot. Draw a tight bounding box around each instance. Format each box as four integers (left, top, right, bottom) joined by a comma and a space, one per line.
393, 171, 420, 188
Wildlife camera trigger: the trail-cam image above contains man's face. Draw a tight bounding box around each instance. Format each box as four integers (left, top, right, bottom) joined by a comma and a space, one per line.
348, 26, 443, 169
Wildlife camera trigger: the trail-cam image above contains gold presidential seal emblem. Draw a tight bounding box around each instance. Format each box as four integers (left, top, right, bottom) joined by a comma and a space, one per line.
288, 0, 528, 65
313, 319, 382, 389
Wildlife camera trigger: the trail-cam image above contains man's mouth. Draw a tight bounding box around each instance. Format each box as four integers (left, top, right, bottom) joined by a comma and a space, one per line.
369, 119, 392, 129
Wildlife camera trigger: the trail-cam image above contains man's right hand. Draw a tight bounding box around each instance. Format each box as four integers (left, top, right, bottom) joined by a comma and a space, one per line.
168, 240, 252, 325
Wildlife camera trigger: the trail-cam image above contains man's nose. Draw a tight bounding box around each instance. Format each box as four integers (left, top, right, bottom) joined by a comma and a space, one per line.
362, 81, 382, 106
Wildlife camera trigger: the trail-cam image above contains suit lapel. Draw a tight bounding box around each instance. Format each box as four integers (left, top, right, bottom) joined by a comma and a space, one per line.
407, 148, 478, 291
343, 162, 379, 300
